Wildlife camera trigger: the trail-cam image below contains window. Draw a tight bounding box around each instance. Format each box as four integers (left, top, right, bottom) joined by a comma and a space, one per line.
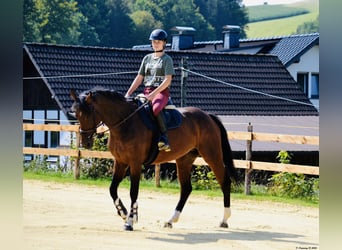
23, 110, 33, 160
24, 131, 33, 147
48, 130, 59, 148
47, 110, 60, 148
297, 72, 319, 99
33, 110, 45, 146
23, 110, 33, 147
297, 73, 308, 96
47, 110, 58, 120
311, 73, 319, 99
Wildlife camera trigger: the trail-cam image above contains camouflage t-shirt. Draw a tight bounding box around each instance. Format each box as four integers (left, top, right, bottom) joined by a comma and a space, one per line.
138, 53, 175, 87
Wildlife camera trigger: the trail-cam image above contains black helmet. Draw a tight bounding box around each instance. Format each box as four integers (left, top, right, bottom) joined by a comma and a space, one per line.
149, 29, 168, 41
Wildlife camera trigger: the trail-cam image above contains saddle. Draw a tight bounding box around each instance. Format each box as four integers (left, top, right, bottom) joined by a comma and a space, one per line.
134, 94, 183, 131
133, 94, 183, 165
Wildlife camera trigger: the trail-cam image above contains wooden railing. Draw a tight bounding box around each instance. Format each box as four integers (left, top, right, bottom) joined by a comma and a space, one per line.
23, 123, 319, 192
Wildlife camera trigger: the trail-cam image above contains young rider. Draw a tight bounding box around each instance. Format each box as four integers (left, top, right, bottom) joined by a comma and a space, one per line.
125, 29, 175, 152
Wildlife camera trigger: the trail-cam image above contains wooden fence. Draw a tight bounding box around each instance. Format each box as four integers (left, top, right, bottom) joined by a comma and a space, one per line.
23, 123, 319, 193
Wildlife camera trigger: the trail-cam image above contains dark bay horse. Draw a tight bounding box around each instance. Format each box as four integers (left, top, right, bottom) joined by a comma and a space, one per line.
70, 87, 238, 231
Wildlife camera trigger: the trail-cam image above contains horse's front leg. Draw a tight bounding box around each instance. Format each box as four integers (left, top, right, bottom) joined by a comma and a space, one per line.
109, 162, 129, 221
123, 163, 142, 231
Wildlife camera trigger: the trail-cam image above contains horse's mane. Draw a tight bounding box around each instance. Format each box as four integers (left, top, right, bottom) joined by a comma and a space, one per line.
80, 87, 126, 103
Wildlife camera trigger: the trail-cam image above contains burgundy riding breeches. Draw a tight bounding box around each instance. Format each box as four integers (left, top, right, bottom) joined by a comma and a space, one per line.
143, 87, 170, 116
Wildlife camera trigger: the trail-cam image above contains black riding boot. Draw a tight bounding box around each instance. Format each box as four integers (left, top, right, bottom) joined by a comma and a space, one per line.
155, 112, 171, 152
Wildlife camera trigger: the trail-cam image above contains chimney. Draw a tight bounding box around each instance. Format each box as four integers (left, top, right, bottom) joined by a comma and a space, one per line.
222, 25, 241, 49
170, 26, 196, 50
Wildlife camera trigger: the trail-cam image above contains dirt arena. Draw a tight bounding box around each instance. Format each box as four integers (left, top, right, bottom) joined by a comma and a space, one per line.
23, 179, 319, 250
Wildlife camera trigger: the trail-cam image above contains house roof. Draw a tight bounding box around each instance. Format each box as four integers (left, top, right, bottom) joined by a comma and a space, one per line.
23, 42, 318, 118
267, 33, 319, 66
134, 33, 319, 68
210, 33, 319, 66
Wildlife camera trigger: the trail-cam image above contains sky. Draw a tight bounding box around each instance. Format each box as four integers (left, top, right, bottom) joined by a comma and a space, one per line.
242, 0, 303, 6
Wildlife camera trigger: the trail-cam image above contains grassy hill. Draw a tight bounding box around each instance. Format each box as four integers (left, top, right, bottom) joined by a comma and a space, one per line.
245, 0, 319, 38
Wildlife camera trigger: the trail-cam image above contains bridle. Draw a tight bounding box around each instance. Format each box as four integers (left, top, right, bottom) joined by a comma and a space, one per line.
78, 105, 104, 140
79, 97, 149, 137
79, 121, 105, 138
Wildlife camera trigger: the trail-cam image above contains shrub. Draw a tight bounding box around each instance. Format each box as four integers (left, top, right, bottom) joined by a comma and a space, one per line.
80, 134, 114, 179
191, 165, 219, 190
267, 151, 319, 202
191, 165, 242, 193
24, 155, 50, 173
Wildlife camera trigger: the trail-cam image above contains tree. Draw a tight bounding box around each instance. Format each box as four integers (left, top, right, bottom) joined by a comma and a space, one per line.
295, 15, 319, 34
39, 0, 79, 43
77, 15, 100, 45
101, 0, 136, 47
77, 0, 109, 45
162, 0, 215, 40
131, 0, 164, 22
194, 0, 248, 39
23, 0, 87, 44
130, 10, 162, 45
23, 0, 41, 42
24, 0, 250, 46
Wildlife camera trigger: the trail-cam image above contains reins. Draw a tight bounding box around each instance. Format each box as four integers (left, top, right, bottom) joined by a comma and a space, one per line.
82, 98, 149, 135
107, 102, 148, 130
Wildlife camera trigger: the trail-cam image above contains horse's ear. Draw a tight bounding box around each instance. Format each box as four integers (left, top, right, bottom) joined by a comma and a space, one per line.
70, 89, 78, 101
85, 91, 93, 105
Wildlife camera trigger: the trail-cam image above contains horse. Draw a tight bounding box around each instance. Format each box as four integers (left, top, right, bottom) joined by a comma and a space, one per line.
70, 87, 238, 231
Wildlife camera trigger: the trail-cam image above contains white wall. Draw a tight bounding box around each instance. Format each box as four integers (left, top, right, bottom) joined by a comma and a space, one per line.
287, 45, 319, 110
287, 45, 319, 77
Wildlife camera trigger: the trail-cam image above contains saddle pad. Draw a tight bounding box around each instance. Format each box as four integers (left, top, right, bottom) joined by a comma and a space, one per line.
137, 100, 183, 131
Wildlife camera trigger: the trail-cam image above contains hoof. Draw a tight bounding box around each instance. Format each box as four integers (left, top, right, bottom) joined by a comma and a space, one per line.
220, 222, 229, 228
164, 222, 173, 228
124, 223, 133, 231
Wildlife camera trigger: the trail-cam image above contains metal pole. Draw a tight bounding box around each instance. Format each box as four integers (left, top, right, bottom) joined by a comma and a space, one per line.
180, 57, 188, 107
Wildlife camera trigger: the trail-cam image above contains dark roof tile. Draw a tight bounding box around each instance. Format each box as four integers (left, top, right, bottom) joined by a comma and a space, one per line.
23, 42, 318, 116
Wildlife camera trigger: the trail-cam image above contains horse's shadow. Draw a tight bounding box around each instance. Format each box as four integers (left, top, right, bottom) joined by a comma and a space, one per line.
146, 228, 317, 247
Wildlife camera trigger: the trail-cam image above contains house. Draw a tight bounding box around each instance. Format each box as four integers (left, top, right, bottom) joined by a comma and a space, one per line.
23, 41, 318, 166
134, 27, 320, 110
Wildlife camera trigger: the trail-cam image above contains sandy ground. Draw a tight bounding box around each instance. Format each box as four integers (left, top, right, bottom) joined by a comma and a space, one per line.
23, 179, 319, 250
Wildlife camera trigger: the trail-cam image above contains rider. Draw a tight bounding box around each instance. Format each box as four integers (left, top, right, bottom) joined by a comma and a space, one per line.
125, 29, 175, 152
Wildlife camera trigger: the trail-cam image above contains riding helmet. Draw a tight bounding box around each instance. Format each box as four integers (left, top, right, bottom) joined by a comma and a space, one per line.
149, 29, 168, 41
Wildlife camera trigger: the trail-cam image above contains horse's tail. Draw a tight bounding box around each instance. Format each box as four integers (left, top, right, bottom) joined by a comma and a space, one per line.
209, 114, 238, 183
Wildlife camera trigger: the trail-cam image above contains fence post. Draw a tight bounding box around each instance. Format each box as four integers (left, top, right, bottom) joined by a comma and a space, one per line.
245, 123, 253, 195
155, 164, 161, 187
74, 131, 81, 179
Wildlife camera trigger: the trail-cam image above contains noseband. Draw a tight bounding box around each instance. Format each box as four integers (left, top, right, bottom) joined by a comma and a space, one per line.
79, 121, 104, 138
78, 105, 104, 139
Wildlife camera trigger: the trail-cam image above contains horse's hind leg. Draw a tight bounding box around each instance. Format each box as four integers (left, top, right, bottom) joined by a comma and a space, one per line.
199, 148, 232, 228
219, 169, 232, 228
109, 162, 129, 222
165, 151, 197, 228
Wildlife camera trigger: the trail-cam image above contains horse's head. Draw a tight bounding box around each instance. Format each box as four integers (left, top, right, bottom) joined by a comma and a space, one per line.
70, 89, 101, 149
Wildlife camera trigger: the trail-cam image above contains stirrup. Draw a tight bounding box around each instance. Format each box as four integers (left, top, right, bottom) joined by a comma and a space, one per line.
158, 141, 171, 152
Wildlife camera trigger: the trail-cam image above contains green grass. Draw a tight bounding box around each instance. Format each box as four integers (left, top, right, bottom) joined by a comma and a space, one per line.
245, 0, 319, 38
23, 171, 318, 208
247, 5, 309, 23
